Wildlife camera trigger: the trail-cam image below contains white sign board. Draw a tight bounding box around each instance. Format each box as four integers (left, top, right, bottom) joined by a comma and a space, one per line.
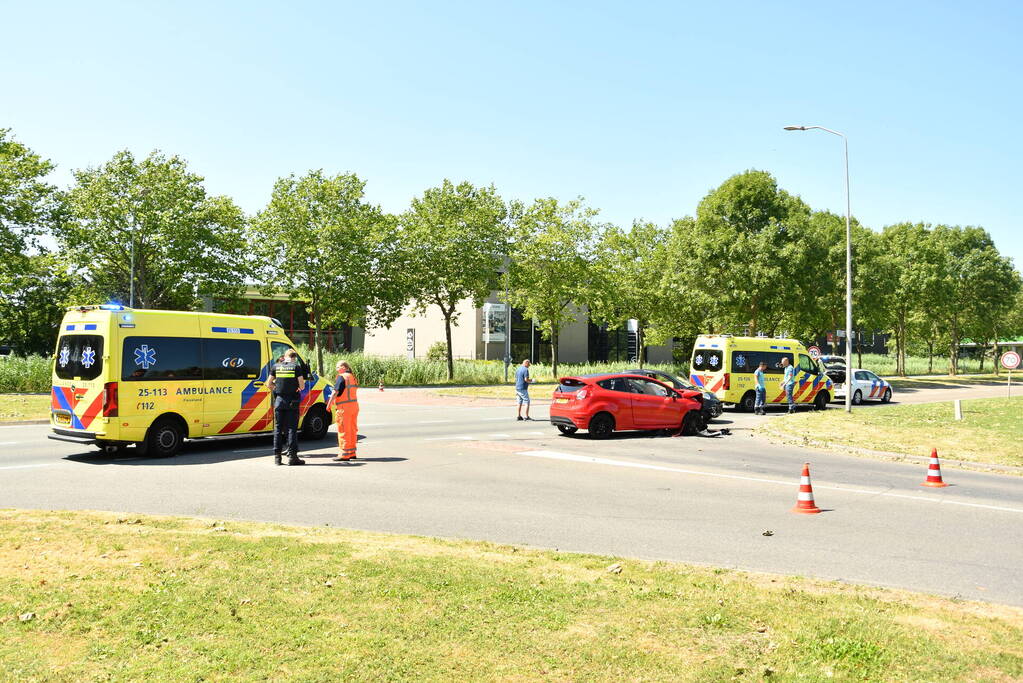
1001, 351, 1021, 370
482, 303, 507, 343
406, 328, 415, 360
807, 346, 822, 359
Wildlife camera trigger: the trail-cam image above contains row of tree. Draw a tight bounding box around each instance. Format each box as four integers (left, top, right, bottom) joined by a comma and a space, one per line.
2, 128, 1021, 377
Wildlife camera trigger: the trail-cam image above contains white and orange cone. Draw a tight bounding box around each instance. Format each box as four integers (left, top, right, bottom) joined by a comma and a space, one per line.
921, 448, 949, 488
791, 462, 822, 514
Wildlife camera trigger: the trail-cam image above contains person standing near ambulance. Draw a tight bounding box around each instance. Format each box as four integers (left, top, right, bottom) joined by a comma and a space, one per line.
780, 356, 796, 414
267, 348, 306, 466
332, 360, 359, 461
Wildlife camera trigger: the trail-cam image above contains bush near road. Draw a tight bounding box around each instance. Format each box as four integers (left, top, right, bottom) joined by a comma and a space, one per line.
3, 510, 1022, 681
0, 350, 996, 394
762, 397, 1023, 469
0, 394, 49, 422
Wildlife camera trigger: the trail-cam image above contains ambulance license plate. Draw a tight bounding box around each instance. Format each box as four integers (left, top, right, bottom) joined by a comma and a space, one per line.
55, 411, 71, 426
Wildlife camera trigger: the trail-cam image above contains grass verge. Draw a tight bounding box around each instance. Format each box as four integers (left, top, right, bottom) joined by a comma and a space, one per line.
2, 510, 1022, 681
0, 394, 49, 422
761, 397, 1023, 469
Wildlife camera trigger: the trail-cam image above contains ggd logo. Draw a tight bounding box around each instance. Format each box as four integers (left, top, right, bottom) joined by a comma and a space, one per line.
221, 357, 245, 368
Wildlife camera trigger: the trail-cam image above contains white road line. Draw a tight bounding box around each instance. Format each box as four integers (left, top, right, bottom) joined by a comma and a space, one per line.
528, 431, 546, 435
0, 442, 23, 446
418, 420, 454, 424
423, 435, 475, 442
0, 463, 54, 471
481, 417, 513, 422
517, 450, 1023, 515
489, 434, 511, 439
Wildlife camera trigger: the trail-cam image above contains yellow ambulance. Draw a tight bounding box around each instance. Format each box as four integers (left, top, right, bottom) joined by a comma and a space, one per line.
689, 335, 833, 411
49, 305, 334, 456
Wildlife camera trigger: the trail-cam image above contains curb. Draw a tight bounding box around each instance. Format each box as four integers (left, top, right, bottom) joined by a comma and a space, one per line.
759, 428, 1023, 475
0, 419, 49, 426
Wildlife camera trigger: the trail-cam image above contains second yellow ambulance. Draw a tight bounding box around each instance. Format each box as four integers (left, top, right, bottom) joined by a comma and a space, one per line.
689, 335, 833, 411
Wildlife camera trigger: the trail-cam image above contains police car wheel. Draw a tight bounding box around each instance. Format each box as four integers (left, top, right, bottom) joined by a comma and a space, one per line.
144, 418, 184, 458
852, 390, 863, 405
300, 405, 329, 440
882, 388, 892, 403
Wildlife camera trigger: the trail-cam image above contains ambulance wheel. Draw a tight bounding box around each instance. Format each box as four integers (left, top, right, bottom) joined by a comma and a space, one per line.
882, 388, 892, 403
140, 417, 185, 458
813, 391, 830, 411
738, 391, 756, 412
588, 413, 615, 439
301, 405, 329, 440
852, 390, 863, 405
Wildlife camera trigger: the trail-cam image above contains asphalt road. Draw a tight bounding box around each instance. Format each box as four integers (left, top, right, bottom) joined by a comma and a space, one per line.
3, 391, 1022, 606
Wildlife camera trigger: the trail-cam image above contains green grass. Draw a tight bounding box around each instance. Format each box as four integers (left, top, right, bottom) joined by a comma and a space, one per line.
0, 356, 51, 393
3, 348, 1003, 393
0, 394, 49, 422
2, 510, 1022, 681
761, 396, 1023, 468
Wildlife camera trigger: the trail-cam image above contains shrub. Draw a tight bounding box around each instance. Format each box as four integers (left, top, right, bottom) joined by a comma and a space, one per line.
425, 341, 448, 362
0, 355, 52, 393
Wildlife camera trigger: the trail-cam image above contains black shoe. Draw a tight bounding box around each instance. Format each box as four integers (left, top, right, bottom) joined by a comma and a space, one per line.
516, 416, 523, 421
524, 416, 533, 421
274, 453, 282, 466
287, 457, 305, 466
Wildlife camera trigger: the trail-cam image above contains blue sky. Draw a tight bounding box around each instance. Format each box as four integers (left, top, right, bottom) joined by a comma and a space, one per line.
3, 1, 1021, 268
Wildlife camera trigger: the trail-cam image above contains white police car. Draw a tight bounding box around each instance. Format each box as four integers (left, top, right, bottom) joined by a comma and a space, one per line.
833, 368, 893, 404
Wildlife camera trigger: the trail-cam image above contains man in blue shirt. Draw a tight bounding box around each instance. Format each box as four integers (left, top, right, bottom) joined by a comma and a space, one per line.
781, 356, 797, 413
515, 359, 534, 421
753, 360, 767, 415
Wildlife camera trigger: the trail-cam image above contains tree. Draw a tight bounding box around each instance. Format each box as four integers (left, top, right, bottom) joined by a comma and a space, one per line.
690, 170, 811, 334
589, 221, 671, 367
250, 170, 405, 375
876, 223, 941, 375
928, 225, 1016, 376
0, 129, 66, 350
59, 150, 247, 310
507, 197, 601, 378
399, 180, 507, 379
1, 254, 74, 354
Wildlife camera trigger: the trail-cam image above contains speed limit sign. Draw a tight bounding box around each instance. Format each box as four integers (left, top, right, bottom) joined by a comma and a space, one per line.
807, 346, 822, 360
1001, 351, 1021, 370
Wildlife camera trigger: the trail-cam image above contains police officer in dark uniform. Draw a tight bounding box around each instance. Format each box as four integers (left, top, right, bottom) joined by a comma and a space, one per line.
267, 348, 306, 466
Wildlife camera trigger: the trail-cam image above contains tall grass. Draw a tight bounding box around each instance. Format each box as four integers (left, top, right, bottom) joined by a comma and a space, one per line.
300, 349, 691, 385
0, 350, 993, 395
0, 356, 52, 393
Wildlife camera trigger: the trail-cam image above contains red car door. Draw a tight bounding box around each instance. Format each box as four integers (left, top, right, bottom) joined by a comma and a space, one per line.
626, 377, 683, 428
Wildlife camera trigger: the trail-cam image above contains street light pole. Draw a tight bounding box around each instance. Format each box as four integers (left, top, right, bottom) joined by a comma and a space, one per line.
784, 125, 853, 413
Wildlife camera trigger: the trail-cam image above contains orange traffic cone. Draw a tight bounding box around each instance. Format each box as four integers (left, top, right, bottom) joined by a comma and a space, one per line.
791, 462, 822, 514
921, 448, 949, 488
378, 382, 384, 392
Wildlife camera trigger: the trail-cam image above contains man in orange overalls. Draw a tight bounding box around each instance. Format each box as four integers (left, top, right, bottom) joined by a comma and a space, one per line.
332, 360, 359, 461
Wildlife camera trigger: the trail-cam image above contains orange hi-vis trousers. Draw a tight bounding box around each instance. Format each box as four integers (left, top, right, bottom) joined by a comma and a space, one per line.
335, 372, 359, 459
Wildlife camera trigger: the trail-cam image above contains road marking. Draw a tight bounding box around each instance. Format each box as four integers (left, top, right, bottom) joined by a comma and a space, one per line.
0, 441, 23, 446
423, 435, 475, 442
516, 450, 1023, 515
481, 417, 514, 422
418, 420, 454, 424
0, 464, 54, 471
489, 434, 511, 439
528, 431, 545, 435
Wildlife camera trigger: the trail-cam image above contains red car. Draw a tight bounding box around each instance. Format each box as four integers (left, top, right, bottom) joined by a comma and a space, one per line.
549, 373, 705, 438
